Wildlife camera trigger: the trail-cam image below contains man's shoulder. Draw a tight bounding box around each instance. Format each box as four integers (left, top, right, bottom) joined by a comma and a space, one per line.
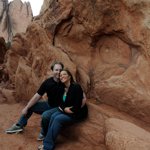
44, 77, 53, 82
41, 77, 54, 86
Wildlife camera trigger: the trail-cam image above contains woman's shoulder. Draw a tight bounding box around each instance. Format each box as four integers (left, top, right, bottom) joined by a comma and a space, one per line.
71, 82, 83, 91
71, 82, 81, 87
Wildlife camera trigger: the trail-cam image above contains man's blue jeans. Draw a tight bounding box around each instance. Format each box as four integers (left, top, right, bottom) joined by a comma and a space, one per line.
17, 100, 54, 135
43, 110, 75, 150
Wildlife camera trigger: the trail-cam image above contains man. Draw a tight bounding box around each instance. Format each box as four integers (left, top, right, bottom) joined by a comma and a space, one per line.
5, 61, 64, 140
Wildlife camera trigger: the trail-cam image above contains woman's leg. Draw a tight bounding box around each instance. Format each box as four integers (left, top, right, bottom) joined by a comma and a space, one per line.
41, 107, 59, 136
43, 112, 74, 150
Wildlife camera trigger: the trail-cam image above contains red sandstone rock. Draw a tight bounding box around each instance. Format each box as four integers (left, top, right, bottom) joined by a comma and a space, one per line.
105, 118, 150, 150
5, 0, 150, 123
0, 0, 32, 42
0, 102, 150, 150
0, 0, 150, 149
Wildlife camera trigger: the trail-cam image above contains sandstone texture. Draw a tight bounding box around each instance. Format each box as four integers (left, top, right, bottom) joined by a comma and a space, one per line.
105, 118, 150, 150
0, 102, 150, 150
3, 0, 150, 123
0, 0, 32, 42
0, 0, 150, 150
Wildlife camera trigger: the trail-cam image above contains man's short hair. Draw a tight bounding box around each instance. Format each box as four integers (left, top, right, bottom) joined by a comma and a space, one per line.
50, 61, 64, 71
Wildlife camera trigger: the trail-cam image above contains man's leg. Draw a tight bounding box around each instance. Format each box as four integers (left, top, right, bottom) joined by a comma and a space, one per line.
17, 100, 50, 127
43, 112, 74, 150
6, 100, 50, 134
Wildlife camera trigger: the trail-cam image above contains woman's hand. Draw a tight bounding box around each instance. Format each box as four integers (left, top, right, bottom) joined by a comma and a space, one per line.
64, 106, 74, 114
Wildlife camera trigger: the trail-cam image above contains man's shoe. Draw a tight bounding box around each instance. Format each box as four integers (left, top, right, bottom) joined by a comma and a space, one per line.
37, 133, 45, 141
38, 145, 44, 150
5, 124, 23, 134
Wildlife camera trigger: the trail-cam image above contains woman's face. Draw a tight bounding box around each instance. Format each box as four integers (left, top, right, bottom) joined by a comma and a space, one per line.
60, 70, 71, 84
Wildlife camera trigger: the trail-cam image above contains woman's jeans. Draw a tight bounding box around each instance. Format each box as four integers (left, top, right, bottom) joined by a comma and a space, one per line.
41, 107, 59, 136
43, 110, 75, 150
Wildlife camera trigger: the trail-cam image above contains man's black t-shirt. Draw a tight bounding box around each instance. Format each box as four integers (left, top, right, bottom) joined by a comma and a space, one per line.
37, 77, 64, 107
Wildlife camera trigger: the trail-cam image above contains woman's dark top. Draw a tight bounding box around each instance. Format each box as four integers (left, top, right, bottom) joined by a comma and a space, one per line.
37, 77, 64, 107
59, 83, 88, 120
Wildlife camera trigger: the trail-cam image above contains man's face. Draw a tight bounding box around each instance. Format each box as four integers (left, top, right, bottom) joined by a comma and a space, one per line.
52, 64, 63, 79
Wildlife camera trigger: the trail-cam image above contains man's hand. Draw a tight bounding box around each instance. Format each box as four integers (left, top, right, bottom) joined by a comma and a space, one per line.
21, 93, 41, 116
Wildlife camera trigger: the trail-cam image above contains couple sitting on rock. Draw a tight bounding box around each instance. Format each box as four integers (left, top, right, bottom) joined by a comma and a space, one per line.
6, 61, 88, 150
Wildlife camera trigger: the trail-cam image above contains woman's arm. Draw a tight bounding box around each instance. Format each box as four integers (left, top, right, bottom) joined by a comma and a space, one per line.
69, 84, 83, 113
64, 92, 86, 113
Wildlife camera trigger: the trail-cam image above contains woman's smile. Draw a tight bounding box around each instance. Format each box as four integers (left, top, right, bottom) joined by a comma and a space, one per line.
60, 71, 71, 84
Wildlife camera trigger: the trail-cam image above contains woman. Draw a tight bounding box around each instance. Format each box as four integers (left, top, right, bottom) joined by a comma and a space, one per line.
39, 69, 88, 150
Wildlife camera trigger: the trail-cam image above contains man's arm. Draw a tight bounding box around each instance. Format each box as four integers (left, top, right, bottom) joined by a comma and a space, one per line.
21, 93, 42, 115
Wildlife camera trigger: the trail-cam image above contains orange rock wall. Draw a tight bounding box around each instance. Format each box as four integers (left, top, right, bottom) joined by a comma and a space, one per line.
3, 0, 150, 124
0, 0, 32, 42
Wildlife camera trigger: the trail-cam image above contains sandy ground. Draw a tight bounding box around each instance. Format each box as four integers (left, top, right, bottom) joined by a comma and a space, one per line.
1, 102, 150, 150
0, 103, 42, 150
0, 103, 93, 150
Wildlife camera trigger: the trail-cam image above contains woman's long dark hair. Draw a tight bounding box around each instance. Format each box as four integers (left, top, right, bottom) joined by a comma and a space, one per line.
61, 69, 75, 83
